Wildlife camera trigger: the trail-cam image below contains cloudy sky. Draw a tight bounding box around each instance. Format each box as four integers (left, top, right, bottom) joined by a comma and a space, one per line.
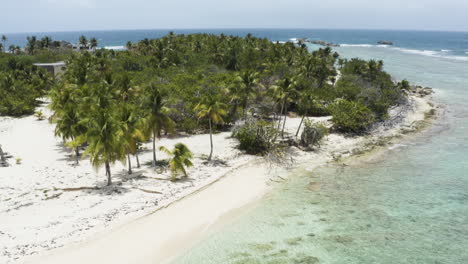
2, 0, 468, 33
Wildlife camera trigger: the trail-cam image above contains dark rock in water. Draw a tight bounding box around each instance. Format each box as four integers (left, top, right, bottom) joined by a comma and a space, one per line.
293, 256, 320, 264
408, 85, 434, 97
309, 40, 340, 47
377, 40, 394, 45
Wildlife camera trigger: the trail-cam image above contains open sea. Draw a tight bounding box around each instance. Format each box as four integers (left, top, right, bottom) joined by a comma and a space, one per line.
6, 29, 468, 263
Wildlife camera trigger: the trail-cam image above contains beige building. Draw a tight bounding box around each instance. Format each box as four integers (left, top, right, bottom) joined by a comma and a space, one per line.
33, 61, 66, 78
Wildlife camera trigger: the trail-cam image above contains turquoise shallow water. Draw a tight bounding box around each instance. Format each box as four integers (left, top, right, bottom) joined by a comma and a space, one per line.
173, 46, 468, 263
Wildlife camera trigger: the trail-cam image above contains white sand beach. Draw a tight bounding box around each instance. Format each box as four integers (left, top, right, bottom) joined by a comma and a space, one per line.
0, 94, 434, 264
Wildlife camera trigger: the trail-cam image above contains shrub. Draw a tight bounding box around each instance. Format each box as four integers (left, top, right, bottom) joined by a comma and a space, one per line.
178, 118, 198, 134
308, 100, 331, 116
0, 56, 51, 116
300, 120, 328, 150
34, 110, 46, 120
334, 75, 364, 101
232, 120, 278, 155
329, 99, 375, 133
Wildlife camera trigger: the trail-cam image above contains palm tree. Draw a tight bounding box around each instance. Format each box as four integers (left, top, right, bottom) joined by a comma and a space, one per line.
143, 83, 175, 167
121, 105, 145, 174
83, 82, 125, 186
117, 75, 146, 174
295, 90, 315, 137
235, 70, 260, 118
26, 36, 37, 55
90, 38, 98, 50
1, 35, 6, 52
125, 41, 133, 50
0, 43, 3, 54
41, 36, 52, 49
273, 75, 298, 138
8, 45, 15, 54
79, 35, 88, 49
159, 143, 193, 181
337, 58, 346, 69
227, 81, 242, 121
49, 84, 87, 165
194, 95, 227, 161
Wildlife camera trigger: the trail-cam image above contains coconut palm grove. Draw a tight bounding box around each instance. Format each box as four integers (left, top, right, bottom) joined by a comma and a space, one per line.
0, 33, 409, 183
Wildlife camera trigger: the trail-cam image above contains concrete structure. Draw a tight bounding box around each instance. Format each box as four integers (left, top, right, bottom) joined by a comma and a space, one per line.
33, 61, 66, 78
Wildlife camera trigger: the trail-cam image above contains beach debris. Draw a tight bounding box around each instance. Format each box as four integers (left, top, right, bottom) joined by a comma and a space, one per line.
0, 145, 11, 167
43, 192, 63, 200
134, 187, 162, 194
377, 40, 394, 45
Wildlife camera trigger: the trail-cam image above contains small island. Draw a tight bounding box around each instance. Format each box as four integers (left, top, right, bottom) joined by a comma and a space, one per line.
377, 40, 394, 45
0, 33, 435, 263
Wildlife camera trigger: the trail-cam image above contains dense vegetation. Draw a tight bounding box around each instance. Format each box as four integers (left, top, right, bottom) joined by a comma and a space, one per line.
1, 32, 410, 184
0, 55, 52, 116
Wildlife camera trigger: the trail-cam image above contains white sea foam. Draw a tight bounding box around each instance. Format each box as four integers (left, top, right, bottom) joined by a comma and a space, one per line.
339, 44, 468, 61
393, 47, 440, 57
394, 47, 468, 61
104, 46, 126, 50
289, 38, 299, 43
340, 44, 374, 48
388, 143, 408, 150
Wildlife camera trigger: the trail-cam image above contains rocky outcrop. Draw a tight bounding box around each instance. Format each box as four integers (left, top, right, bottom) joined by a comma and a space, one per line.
377, 40, 394, 45
307, 40, 340, 47
408, 86, 434, 97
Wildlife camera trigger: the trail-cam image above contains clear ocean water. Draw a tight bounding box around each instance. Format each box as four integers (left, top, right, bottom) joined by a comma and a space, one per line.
4, 29, 468, 60
166, 30, 466, 263
6, 29, 468, 263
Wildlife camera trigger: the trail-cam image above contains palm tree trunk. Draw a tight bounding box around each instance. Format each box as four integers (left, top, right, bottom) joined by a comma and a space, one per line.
277, 99, 285, 131
0, 145, 6, 163
296, 116, 306, 137
242, 100, 248, 119
230, 101, 239, 121
281, 97, 288, 138
152, 131, 157, 167
75, 148, 80, 165
208, 119, 213, 161
135, 151, 140, 168
105, 161, 112, 186
127, 148, 132, 175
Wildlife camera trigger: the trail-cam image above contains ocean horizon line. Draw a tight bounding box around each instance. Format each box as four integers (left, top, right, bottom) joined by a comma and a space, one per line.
4, 27, 468, 35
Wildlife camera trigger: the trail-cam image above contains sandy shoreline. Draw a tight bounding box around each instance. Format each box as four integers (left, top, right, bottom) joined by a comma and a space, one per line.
0, 94, 435, 264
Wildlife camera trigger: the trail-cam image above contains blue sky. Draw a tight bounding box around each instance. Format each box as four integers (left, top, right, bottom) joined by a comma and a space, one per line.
2, 0, 468, 33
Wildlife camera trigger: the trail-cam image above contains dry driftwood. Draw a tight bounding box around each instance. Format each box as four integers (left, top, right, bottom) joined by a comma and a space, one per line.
0, 145, 9, 167
53, 186, 99, 192
134, 187, 162, 194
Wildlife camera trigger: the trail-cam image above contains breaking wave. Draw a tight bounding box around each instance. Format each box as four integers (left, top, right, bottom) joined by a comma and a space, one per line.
104, 46, 126, 50
339, 44, 468, 61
